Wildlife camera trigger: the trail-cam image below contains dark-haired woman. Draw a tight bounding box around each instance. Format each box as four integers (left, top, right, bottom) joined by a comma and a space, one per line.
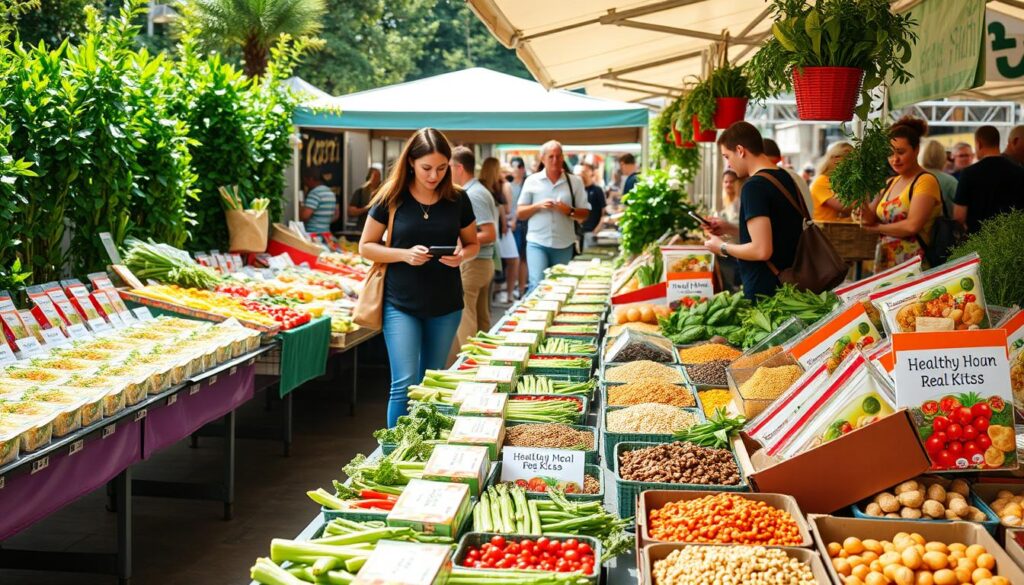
861, 116, 942, 269
359, 128, 480, 427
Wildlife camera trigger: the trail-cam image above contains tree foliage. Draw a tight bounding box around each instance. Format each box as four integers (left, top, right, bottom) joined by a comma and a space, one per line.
411, 0, 530, 81
9, 0, 94, 47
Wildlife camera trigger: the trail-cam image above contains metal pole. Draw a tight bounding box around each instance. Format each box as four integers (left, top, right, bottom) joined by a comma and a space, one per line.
640, 126, 650, 170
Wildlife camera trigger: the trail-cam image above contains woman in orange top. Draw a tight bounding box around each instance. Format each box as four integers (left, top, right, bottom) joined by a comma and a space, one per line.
810, 141, 854, 221
861, 117, 942, 270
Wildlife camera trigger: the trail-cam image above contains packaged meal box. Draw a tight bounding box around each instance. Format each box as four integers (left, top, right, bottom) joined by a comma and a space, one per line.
834, 256, 923, 303
521, 310, 555, 326
787, 301, 882, 374
532, 300, 563, 312
422, 444, 491, 497
469, 365, 517, 393
451, 382, 498, 406
484, 346, 530, 371
770, 352, 895, 460
867, 338, 895, 385
513, 320, 548, 335
0, 412, 27, 465
448, 415, 505, 459
0, 401, 56, 451
458, 392, 508, 418
1003, 309, 1024, 412
868, 253, 989, 335
498, 332, 540, 352
386, 479, 472, 537
352, 540, 453, 585
661, 245, 716, 309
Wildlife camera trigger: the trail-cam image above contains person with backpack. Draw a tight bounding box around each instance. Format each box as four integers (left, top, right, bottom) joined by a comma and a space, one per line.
952, 125, 1024, 235
861, 117, 944, 270
702, 122, 806, 301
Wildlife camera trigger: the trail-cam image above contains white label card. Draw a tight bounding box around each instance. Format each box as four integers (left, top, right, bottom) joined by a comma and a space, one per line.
133, 307, 154, 321
88, 318, 112, 333
41, 328, 69, 347
500, 447, 585, 491
66, 323, 91, 340
0, 343, 16, 364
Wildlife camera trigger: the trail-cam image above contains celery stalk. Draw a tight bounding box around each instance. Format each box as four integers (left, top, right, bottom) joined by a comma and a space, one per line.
269, 539, 369, 564
251, 558, 307, 585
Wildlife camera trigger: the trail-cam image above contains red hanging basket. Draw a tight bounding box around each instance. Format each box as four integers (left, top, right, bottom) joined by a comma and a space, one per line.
671, 127, 684, 147
665, 131, 674, 144
791, 66, 865, 121
713, 97, 749, 129
681, 140, 696, 149
692, 115, 717, 143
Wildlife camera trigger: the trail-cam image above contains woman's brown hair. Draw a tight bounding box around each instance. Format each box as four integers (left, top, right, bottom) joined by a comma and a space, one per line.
372, 128, 457, 209
889, 116, 929, 150
479, 157, 507, 206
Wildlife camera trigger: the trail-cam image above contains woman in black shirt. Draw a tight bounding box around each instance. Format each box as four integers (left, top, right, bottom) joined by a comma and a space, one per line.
360, 128, 480, 427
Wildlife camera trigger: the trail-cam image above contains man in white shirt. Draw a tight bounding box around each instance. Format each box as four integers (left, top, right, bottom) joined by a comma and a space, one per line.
449, 146, 497, 363
516, 140, 590, 291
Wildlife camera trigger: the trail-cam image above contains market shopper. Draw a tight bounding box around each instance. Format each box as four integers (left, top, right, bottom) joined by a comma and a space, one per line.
919, 140, 959, 213
951, 142, 974, 179
300, 173, 338, 234
481, 156, 519, 304
702, 122, 803, 301
953, 125, 1024, 234
517, 141, 590, 292
619, 153, 639, 195
448, 147, 497, 364
721, 169, 741, 223
579, 162, 607, 249
345, 166, 382, 232
509, 157, 529, 299
861, 117, 942, 270
359, 128, 480, 427
810, 141, 854, 221
1004, 125, 1024, 166
763, 138, 814, 215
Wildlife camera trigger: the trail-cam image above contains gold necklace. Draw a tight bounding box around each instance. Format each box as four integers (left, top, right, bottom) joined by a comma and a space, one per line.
417, 193, 437, 220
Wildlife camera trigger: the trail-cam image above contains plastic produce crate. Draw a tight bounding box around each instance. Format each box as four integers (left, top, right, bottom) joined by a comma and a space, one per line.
850, 491, 1000, 535
507, 394, 589, 425
453, 532, 601, 584
602, 406, 704, 464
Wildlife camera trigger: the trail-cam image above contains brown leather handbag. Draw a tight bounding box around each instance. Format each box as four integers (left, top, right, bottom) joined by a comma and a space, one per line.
756, 170, 848, 293
353, 205, 396, 330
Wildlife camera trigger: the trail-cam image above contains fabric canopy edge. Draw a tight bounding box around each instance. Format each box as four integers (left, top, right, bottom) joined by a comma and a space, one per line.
293, 108, 649, 131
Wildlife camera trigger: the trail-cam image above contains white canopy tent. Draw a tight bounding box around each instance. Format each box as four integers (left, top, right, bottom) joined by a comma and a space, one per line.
468, 0, 1024, 103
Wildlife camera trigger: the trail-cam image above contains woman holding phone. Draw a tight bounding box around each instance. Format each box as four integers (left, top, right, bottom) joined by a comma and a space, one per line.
360, 128, 480, 427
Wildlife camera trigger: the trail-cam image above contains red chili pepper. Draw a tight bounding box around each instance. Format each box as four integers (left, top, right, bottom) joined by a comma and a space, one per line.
349, 499, 395, 510
359, 489, 397, 501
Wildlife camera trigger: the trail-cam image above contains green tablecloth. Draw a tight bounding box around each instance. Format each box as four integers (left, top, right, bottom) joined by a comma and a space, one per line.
276, 316, 331, 396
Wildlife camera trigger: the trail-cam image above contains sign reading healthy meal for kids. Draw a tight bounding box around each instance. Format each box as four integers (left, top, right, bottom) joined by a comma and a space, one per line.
660, 245, 715, 309
501, 447, 585, 494
892, 329, 1016, 471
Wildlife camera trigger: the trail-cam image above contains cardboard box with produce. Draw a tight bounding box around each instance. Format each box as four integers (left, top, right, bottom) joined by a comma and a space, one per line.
892, 329, 1017, 472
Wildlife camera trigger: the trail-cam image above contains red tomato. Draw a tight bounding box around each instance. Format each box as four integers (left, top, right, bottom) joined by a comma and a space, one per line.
972, 402, 992, 420
947, 423, 963, 440
949, 441, 964, 455
491, 535, 506, 548
937, 449, 956, 468
974, 417, 990, 433
564, 549, 579, 562
932, 431, 948, 445
978, 434, 992, 450
536, 537, 549, 550
578, 543, 593, 556
932, 416, 950, 433
467, 549, 480, 560
955, 406, 974, 426
961, 424, 978, 441
925, 435, 945, 454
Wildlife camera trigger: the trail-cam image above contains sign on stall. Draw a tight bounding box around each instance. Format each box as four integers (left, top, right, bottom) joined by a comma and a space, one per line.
661, 246, 715, 309
500, 447, 585, 493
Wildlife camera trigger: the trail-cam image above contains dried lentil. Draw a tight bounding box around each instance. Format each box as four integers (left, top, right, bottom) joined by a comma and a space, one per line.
730, 345, 783, 370
652, 546, 816, 585
697, 389, 732, 418
606, 404, 698, 433
607, 380, 695, 408
604, 361, 683, 384
684, 359, 730, 386
648, 493, 803, 545
617, 441, 740, 485
677, 343, 741, 364
738, 365, 802, 400
504, 423, 594, 450
582, 475, 600, 494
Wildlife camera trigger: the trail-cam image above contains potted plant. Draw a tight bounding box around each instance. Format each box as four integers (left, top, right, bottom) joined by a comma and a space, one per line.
679, 84, 718, 143
746, 0, 917, 121
709, 62, 750, 129
829, 118, 892, 208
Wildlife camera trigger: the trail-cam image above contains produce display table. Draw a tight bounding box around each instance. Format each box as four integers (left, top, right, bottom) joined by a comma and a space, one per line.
276, 316, 331, 397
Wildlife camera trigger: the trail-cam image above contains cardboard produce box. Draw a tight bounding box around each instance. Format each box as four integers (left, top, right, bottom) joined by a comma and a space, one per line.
637, 489, 813, 548
734, 409, 931, 514
1006, 528, 1024, 571
809, 514, 1024, 584
639, 543, 831, 585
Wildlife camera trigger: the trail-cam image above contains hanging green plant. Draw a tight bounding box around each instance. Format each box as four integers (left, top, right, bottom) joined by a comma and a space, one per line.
681, 79, 717, 132
829, 118, 892, 208
651, 97, 701, 181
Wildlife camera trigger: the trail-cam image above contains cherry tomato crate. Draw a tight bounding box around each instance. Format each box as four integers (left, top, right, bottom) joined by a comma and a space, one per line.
453, 532, 602, 584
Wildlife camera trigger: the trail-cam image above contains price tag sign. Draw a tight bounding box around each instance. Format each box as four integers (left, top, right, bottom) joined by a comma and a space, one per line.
106, 310, 126, 329
30, 456, 49, 475
15, 336, 43, 357
134, 409, 147, 422
500, 447, 585, 491
0, 476, 5, 490
102, 424, 116, 438
40, 328, 69, 347
229, 366, 237, 376
133, 307, 154, 321
208, 374, 219, 387
189, 384, 201, 396
88, 317, 113, 333
69, 439, 84, 456
66, 323, 91, 340
0, 343, 17, 364
167, 394, 177, 406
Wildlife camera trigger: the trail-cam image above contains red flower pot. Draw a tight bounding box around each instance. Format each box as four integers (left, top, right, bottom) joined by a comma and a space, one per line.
671, 127, 684, 147
791, 66, 865, 121
681, 140, 696, 149
713, 97, 748, 129
665, 131, 674, 144
692, 115, 717, 143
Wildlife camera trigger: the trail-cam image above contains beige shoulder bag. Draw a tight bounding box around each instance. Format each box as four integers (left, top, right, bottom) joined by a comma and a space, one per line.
353, 205, 396, 330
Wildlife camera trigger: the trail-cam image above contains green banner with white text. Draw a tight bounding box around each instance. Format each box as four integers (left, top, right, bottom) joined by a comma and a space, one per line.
889, 0, 986, 109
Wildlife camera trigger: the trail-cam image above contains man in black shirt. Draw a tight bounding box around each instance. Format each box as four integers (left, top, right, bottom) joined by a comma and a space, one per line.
953, 125, 1024, 234
619, 153, 639, 195
702, 122, 805, 301
579, 162, 606, 249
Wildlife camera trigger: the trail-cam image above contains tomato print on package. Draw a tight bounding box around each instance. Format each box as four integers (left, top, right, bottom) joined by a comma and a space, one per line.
893, 329, 1017, 472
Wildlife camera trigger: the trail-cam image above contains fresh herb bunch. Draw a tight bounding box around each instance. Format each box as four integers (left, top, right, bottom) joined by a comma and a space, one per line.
634, 246, 663, 288
673, 408, 747, 449
618, 167, 700, 255
740, 284, 840, 348
710, 62, 750, 100
746, 0, 918, 118
949, 210, 1024, 306
830, 118, 892, 207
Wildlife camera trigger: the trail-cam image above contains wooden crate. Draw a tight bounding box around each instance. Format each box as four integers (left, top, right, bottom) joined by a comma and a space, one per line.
815, 220, 876, 261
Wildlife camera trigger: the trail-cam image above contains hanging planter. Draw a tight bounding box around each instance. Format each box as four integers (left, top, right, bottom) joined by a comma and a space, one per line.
713, 97, 749, 129
692, 115, 717, 143
791, 67, 864, 121
671, 127, 685, 147
746, 0, 918, 121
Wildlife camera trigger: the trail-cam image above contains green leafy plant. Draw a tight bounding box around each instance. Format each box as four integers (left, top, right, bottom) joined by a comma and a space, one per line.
618, 167, 700, 255
682, 62, 750, 130
650, 97, 701, 181
746, 0, 917, 118
0, 258, 31, 292
830, 118, 892, 207
948, 210, 1024, 307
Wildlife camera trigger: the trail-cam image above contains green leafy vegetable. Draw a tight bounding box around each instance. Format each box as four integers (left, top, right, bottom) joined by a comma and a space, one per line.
948, 210, 1024, 306
673, 408, 748, 449
830, 118, 892, 207
618, 168, 700, 256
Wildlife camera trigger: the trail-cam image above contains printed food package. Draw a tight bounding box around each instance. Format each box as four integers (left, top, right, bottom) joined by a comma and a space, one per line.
447, 416, 506, 459
834, 256, 924, 302
352, 540, 453, 585
422, 444, 491, 497
892, 329, 1017, 472
787, 301, 882, 374
746, 362, 831, 447
457, 392, 508, 418
869, 254, 989, 334
1003, 309, 1024, 412
770, 352, 896, 460
661, 245, 715, 309
386, 479, 472, 537
867, 338, 895, 385
470, 366, 517, 393
497, 332, 540, 352
451, 382, 498, 406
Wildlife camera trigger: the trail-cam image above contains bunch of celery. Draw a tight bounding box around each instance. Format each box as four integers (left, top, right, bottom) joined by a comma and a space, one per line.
517, 376, 595, 396
507, 396, 581, 424
307, 436, 431, 510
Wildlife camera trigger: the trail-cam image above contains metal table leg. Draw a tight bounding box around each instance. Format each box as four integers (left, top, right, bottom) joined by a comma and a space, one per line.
117, 467, 132, 585
282, 391, 293, 457
350, 346, 358, 416
223, 411, 235, 520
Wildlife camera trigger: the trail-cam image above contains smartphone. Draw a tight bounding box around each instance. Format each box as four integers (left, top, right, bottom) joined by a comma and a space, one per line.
688, 210, 711, 226
428, 246, 458, 257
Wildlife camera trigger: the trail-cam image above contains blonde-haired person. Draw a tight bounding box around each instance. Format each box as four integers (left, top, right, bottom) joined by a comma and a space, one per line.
481, 157, 519, 304
919, 139, 958, 213
810, 141, 854, 221
861, 117, 942, 270
360, 128, 480, 427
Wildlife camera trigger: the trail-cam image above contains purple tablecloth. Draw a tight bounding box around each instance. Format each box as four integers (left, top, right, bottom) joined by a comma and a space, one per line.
0, 419, 142, 539
143, 363, 256, 458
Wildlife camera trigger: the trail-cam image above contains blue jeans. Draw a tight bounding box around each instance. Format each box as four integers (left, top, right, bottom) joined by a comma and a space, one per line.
526, 242, 575, 292
382, 302, 462, 427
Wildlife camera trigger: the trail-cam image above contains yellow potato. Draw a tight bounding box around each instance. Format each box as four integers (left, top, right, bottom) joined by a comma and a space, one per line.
932, 569, 957, 585
852, 564, 870, 581
915, 571, 934, 585
828, 542, 842, 557
925, 542, 949, 554
639, 305, 655, 323
891, 566, 914, 585
845, 537, 867, 555
626, 307, 640, 323
954, 566, 972, 584
866, 572, 888, 585
879, 551, 902, 567
923, 551, 949, 571
976, 553, 995, 571
971, 568, 992, 583
965, 545, 986, 560
901, 547, 922, 570
833, 557, 852, 576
